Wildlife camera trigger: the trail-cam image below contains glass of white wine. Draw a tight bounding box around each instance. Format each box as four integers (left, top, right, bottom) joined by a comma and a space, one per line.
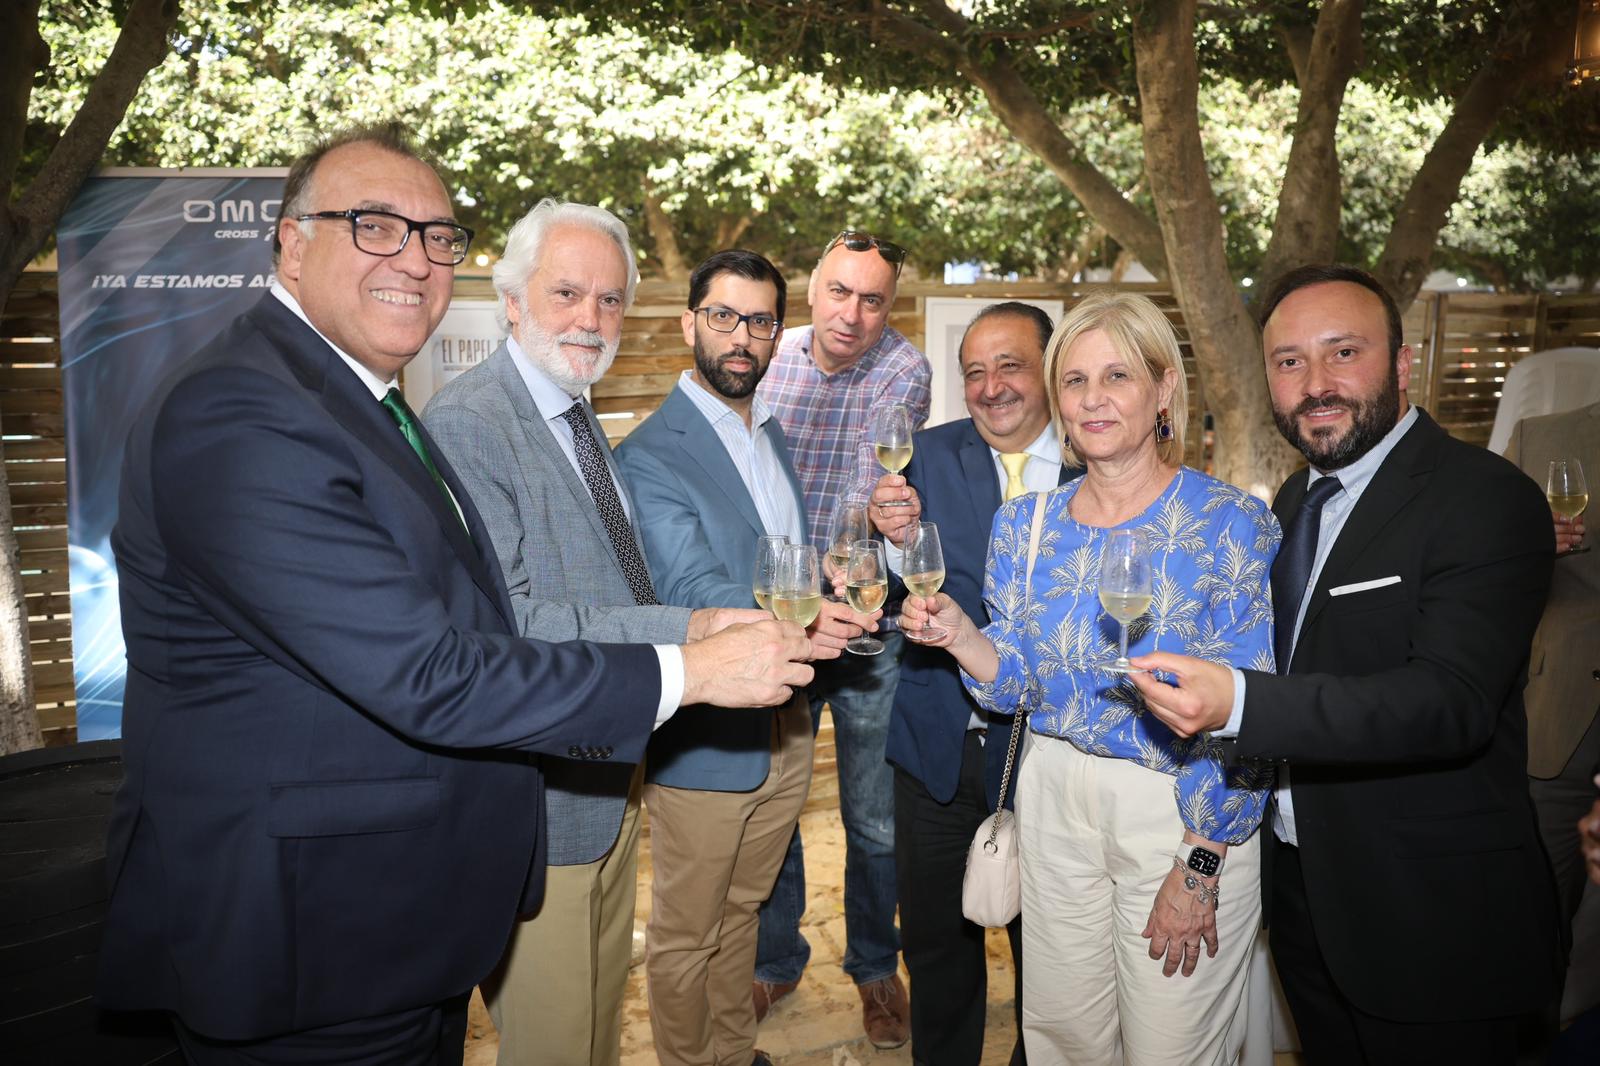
826, 493, 871, 601
873, 403, 915, 508
901, 521, 948, 644
1548, 458, 1590, 555
844, 539, 889, 656
772, 543, 823, 628
753, 533, 789, 613
1099, 529, 1152, 674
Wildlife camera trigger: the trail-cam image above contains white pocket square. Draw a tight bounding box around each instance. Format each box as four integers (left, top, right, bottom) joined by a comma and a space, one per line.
1328, 575, 1401, 597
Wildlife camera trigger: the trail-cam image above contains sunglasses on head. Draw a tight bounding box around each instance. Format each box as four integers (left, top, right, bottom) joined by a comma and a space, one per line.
824, 230, 907, 277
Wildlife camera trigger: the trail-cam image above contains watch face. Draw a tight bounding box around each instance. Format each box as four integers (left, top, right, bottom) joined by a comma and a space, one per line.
1186, 846, 1221, 877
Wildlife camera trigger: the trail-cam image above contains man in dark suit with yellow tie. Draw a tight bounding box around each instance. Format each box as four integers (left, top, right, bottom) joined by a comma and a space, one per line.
96, 123, 812, 1064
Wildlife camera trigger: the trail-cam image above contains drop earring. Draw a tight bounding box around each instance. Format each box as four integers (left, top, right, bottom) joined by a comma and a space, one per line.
1155, 407, 1174, 442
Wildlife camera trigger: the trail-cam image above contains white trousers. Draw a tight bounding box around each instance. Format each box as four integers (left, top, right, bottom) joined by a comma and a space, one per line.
1016, 733, 1262, 1066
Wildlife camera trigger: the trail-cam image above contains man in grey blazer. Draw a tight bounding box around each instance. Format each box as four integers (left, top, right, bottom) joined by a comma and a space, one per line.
617, 249, 874, 1066
423, 202, 765, 1066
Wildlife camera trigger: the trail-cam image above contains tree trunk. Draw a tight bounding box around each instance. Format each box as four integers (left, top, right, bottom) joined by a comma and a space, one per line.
642, 184, 689, 282
0, 0, 177, 750
713, 213, 753, 249
1255, 0, 1364, 290
1132, 0, 1300, 499
1373, 1, 1576, 309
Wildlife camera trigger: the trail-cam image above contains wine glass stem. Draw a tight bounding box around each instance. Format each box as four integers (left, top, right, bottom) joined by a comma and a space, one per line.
1118, 622, 1130, 663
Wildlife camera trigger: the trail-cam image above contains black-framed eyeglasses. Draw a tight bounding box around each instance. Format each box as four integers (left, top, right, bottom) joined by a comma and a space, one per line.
297, 209, 475, 266
824, 230, 907, 277
693, 305, 782, 340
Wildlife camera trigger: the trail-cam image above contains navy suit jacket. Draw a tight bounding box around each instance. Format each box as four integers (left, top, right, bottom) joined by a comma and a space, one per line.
886, 418, 1079, 809
98, 295, 662, 1040
615, 386, 808, 791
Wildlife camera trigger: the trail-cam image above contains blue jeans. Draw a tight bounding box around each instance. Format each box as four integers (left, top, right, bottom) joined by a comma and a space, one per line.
755, 630, 902, 986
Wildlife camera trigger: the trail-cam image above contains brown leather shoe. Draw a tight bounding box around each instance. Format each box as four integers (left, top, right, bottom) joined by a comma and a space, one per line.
858, 973, 910, 1049
752, 978, 799, 1024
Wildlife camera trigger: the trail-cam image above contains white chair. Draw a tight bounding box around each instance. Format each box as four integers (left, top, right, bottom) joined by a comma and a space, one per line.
1487, 347, 1600, 455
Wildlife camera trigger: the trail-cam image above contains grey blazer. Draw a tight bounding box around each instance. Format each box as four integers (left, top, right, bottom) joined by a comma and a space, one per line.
423, 344, 692, 864
1504, 400, 1600, 778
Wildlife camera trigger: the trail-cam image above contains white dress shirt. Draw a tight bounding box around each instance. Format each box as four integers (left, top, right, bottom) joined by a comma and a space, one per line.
675, 370, 807, 542
269, 284, 682, 721
1218, 405, 1419, 844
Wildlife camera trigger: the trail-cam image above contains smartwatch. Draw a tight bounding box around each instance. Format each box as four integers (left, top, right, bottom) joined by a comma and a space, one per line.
1176, 842, 1224, 878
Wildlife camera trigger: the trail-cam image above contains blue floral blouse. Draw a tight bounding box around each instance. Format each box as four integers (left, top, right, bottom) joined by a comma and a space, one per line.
962, 467, 1281, 844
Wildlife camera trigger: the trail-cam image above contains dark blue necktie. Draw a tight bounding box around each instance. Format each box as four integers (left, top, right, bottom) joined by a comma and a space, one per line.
1271, 475, 1342, 674
559, 402, 659, 607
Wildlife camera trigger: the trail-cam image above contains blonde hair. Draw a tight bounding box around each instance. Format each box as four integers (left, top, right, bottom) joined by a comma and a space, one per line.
1043, 290, 1188, 468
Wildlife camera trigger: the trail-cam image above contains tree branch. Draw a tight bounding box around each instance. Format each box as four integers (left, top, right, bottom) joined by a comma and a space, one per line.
6, 0, 177, 280
1256, 0, 1364, 289
0, 0, 49, 212
1374, 1, 1577, 309
883, 0, 1170, 277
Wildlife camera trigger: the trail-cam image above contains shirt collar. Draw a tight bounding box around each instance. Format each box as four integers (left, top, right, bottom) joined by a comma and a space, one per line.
988, 423, 1062, 466
506, 334, 585, 420
270, 281, 392, 401
676, 369, 774, 432
1308, 404, 1419, 503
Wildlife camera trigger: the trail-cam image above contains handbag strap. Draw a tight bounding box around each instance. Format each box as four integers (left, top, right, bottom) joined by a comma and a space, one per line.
989, 490, 1048, 822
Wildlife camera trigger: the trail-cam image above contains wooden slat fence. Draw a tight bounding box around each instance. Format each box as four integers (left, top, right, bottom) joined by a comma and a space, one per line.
6, 269, 1597, 742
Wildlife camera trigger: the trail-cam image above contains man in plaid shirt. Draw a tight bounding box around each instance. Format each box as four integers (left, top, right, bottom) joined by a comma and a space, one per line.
752, 231, 931, 1049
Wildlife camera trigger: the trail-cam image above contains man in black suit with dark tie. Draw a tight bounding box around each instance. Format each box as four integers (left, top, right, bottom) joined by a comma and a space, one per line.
1134, 265, 1561, 1064
869, 302, 1078, 1064
96, 123, 812, 1064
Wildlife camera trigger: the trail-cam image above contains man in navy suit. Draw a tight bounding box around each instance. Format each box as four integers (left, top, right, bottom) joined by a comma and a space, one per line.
96, 125, 812, 1064
870, 302, 1077, 1064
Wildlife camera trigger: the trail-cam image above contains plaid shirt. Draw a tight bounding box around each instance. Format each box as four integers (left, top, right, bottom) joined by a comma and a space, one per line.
757, 323, 931, 552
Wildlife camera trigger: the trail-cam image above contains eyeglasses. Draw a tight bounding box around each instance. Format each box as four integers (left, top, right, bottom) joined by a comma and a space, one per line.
297, 209, 475, 266
693, 305, 781, 341
823, 230, 907, 277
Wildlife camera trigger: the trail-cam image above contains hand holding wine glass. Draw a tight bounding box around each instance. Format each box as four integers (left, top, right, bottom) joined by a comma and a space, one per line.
1548, 458, 1590, 555
843, 540, 889, 656
771, 543, 823, 628
826, 493, 871, 599
1100, 529, 1153, 674
901, 522, 948, 644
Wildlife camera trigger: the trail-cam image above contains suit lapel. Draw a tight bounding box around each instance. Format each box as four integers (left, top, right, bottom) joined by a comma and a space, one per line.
250, 299, 511, 624
1296, 411, 1437, 639
662, 391, 766, 539
958, 424, 1003, 523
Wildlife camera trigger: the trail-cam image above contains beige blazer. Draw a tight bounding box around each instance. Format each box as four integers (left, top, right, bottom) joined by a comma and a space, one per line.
1504, 400, 1600, 778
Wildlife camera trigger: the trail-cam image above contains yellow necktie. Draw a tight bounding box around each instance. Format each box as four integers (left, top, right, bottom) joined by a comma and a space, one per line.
999, 452, 1029, 502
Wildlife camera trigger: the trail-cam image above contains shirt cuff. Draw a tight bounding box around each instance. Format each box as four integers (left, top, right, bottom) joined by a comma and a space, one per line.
652, 644, 685, 730
1213, 667, 1247, 738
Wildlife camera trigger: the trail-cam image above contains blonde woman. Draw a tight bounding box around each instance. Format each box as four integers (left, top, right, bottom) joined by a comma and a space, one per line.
902, 292, 1279, 1065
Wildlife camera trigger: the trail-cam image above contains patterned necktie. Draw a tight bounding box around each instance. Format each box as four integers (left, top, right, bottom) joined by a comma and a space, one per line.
999, 452, 1030, 502
1270, 475, 1342, 674
559, 402, 659, 606
381, 388, 469, 535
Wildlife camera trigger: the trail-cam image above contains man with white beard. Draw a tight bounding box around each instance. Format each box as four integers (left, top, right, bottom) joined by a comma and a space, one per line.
423, 200, 791, 1066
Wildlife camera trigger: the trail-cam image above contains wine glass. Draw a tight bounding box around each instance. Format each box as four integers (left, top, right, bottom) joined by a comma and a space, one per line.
1548, 458, 1590, 555
826, 493, 871, 601
900, 522, 948, 644
844, 539, 888, 656
1098, 529, 1152, 674
753, 533, 789, 614
772, 543, 822, 627
873, 404, 915, 508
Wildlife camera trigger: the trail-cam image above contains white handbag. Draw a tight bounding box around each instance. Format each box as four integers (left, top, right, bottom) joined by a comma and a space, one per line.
961, 491, 1047, 928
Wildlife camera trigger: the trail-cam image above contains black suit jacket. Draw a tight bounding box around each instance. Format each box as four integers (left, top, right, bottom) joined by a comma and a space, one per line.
886, 418, 1079, 809
97, 296, 662, 1040
1236, 408, 1561, 1022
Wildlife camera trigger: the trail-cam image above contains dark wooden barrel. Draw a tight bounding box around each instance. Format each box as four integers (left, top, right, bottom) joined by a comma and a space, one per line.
0, 740, 179, 1063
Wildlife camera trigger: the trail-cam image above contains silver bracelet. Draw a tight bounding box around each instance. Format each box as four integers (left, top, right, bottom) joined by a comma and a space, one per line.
1172, 857, 1221, 908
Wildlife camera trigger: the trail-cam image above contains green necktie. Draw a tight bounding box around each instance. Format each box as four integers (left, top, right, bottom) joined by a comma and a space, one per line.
380, 387, 469, 535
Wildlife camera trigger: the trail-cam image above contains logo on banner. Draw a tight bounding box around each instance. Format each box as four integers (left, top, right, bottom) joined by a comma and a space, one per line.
181, 197, 282, 240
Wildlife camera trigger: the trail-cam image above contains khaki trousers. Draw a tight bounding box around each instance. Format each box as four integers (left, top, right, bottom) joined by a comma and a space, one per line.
1016, 733, 1262, 1066
644, 695, 813, 1066
482, 766, 644, 1066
